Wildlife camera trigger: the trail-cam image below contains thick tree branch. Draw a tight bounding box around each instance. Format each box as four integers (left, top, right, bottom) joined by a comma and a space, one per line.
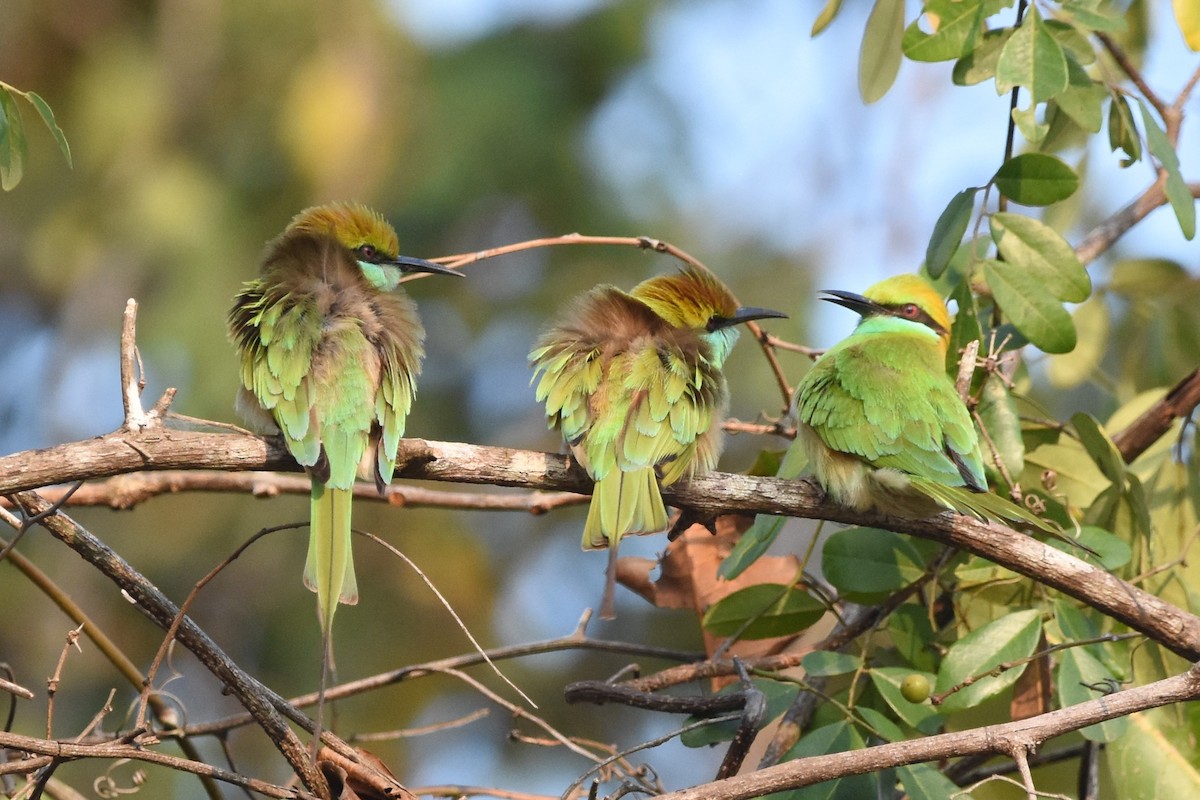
1112, 366, 1200, 463
653, 663, 1200, 800
4, 429, 1200, 660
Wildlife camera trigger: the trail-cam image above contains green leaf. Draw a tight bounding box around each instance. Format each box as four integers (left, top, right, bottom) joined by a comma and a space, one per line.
776, 722, 873, 800
1047, 297, 1109, 389
977, 371, 1024, 482
995, 7, 1069, 103
983, 258, 1076, 354
870, 667, 943, 731
1071, 412, 1125, 483
935, 609, 1042, 712
1027, 438, 1111, 508
993, 153, 1079, 206
1107, 93, 1141, 166
1058, 645, 1130, 741
1061, 0, 1128, 32
925, 188, 978, 278
822, 528, 926, 597
1109, 258, 1188, 297
25, 91, 72, 168
1139, 99, 1196, 240
811, 0, 843, 36
682, 678, 799, 747
702, 584, 825, 640
1054, 598, 1128, 678
902, 0, 985, 63
720, 514, 786, 579
1011, 103, 1049, 143
859, 0, 905, 104
856, 706, 905, 742
899, 763, 962, 800
989, 212, 1090, 302
0, 88, 27, 191
1052, 57, 1106, 133
1043, 19, 1096, 65
946, 277, 983, 374
802, 651, 863, 677
1107, 708, 1200, 800
952, 27, 1012, 85
1056, 525, 1130, 569
888, 604, 938, 672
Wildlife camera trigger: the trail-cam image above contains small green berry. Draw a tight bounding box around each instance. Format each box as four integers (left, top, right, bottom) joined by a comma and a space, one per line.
900, 674, 931, 703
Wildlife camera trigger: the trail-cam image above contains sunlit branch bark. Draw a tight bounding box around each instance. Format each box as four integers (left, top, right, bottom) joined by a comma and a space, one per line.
5, 428, 1200, 661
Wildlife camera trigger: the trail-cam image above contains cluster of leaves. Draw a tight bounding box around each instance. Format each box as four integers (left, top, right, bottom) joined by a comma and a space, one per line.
679, 3, 1200, 799
0, 82, 70, 191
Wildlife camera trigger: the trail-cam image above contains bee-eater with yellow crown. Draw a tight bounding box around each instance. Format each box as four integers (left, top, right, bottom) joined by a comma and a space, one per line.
794, 273, 1050, 527
229, 203, 461, 635
530, 266, 786, 618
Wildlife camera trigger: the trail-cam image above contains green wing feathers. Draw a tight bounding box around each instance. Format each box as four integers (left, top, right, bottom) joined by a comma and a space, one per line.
797, 338, 986, 490
306, 483, 358, 632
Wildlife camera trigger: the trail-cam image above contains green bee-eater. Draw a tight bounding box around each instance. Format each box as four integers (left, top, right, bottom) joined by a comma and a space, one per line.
229, 203, 461, 634
794, 273, 1047, 527
530, 266, 786, 617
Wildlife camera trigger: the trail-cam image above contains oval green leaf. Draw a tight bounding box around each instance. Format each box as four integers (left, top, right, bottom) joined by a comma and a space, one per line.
926, 187, 978, 278
935, 609, 1042, 712
977, 371, 1024, 482
983, 258, 1077, 354
995, 7, 1068, 103
701, 583, 825, 640
811, 0, 843, 36
859, 0, 905, 103
902, 0, 985, 63
1139, 99, 1196, 239
952, 28, 1012, 85
993, 153, 1079, 206
989, 211, 1090, 302
0, 88, 27, 191
25, 91, 72, 168
823, 527, 926, 596
801, 650, 862, 677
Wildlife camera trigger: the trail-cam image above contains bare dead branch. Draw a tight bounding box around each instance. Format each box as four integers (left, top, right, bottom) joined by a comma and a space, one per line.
0, 729, 314, 799
6, 491, 330, 798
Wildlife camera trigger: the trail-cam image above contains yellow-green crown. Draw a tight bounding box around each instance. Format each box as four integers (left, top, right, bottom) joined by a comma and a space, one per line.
286, 202, 400, 258
863, 274, 951, 335
631, 267, 739, 329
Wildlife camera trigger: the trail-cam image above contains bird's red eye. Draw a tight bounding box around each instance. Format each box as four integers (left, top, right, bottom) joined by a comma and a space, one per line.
357, 244, 377, 260
901, 303, 920, 319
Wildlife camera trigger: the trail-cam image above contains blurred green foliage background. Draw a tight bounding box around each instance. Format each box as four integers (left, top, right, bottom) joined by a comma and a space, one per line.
1, 0, 1196, 796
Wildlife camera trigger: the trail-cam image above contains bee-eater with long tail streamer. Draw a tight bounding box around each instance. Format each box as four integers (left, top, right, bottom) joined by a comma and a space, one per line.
531, 266, 786, 618
793, 273, 1054, 530
229, 203, 462, 635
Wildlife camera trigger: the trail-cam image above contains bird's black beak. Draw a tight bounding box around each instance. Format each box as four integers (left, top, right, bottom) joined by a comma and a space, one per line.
707, 306, 788, 331
819, 290, 882, 317
393, 255, 464, 277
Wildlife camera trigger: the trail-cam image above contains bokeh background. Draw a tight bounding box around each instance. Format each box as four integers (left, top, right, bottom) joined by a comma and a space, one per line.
1, 1, 1195, 796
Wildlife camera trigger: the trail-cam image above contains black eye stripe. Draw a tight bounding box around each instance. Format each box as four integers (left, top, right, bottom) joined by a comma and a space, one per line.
881, 303, 945, 335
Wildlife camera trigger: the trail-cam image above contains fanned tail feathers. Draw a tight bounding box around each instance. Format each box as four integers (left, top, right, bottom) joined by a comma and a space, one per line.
583, 468, 669, 550
306, 483, 359, 633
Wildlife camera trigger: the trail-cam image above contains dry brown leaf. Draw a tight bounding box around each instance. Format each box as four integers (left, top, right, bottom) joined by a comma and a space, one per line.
1010, 634, 1053, 721
317, 746, 415, 800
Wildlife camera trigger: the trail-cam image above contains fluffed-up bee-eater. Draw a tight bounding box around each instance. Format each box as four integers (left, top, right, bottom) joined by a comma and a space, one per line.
229, 203, 461, 635
793, 273, 1050, 528
530, 266, 786, 617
